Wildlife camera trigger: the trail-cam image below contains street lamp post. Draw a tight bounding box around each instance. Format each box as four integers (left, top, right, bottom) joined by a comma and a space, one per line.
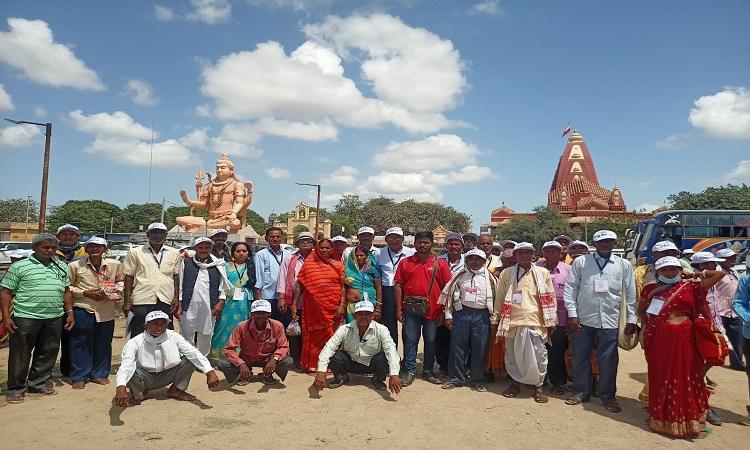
5, 118, 52, 233
296, 182, 321, 238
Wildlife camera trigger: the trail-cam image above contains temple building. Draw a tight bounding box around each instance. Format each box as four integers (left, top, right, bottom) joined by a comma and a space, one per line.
486, 130, 649, 231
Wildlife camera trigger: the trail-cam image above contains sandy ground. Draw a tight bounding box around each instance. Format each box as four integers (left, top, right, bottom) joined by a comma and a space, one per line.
0, 318, 747, 449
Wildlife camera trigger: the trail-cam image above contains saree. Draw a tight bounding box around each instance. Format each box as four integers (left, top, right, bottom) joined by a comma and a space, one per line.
210, 262, 251, 359
344, 247, 382, 323
642, 281, 709, 438
297, 244, 345, 372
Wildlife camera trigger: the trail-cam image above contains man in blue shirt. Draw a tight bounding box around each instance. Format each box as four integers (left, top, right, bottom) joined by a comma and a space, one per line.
254, 227, 291, 323
376, 227, 415, 348
563, 230, 636, 413
733, 273, 750, 425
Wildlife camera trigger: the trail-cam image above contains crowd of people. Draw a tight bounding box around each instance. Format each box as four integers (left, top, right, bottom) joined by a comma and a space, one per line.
2, 222, 750, 440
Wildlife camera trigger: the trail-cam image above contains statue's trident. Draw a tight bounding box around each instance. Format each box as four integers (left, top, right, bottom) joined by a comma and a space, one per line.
193, 167, 205, 216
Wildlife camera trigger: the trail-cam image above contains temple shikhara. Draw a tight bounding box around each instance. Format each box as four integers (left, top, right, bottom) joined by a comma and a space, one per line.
486, 130, 651, 231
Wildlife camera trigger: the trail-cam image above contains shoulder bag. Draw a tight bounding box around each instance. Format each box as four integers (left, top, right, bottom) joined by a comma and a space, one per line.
404, 257, 439, 316
694, 293, 730, 366
617, 258, 639, 351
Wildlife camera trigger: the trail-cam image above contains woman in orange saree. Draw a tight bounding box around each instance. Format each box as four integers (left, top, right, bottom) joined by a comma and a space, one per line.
294, 239, 345, 373
639, 256, 724, 439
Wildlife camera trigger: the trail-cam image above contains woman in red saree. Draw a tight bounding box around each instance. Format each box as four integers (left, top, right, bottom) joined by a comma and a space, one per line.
294, 239, 345, 373
639, 256, 725, 438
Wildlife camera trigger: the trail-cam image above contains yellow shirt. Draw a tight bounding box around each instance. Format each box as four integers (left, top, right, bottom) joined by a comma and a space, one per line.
123, 245, 181, 306
494, 265, 555, 337
634, 264, 655, 302
68, 257, 125, 322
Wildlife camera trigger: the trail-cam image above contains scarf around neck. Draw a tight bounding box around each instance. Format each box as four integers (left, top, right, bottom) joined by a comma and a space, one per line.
495, 264, 556, 338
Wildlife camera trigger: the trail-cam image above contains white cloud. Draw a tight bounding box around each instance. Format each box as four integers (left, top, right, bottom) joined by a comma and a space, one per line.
264, 167, 291, 179
125, 79, 159, 107
83, 136, 195, 168
470, 1, 504, 16
246, 0, 336, 11
0, 124, 41, 149
34, 106, 47, 118
0, 18, 105, 91
154, 5, 176, 21
179, 128, 210, 149
321, 165, 359, 187
721, 160, 750, 184
372, 134, 481, 172
254, 118, 338, 141
315, 156, 331, 163
67, 110, 155, 140
209, 135, 263, 158
637, 203, 661, 213
186, 0, 232, 24
361, 165, 496, 201
688, 87, 750, 140
199, 14, 468, 134
0, 84, 13, 110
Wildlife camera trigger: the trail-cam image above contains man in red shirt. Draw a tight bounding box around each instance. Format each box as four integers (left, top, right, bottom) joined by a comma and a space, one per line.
217, 300, 292, 386
395, 231, 453, 386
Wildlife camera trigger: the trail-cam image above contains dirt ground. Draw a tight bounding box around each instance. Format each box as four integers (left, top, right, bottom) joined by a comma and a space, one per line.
0, 318, 747, 449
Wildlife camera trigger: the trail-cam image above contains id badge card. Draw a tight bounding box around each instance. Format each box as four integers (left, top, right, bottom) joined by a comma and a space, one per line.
512, 290, 523, 304
233, 287, 246, 300
464, 288, 477, 303
594, 277, 609, 293
646, 297, 665, 315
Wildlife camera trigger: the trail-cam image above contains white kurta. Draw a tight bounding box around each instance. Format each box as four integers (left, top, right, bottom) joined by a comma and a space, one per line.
181, 268, 215, 336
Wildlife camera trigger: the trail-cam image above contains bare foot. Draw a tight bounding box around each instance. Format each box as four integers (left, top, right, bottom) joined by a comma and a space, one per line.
167, 387, 196, 401
72, 382, 86, 389
90, 378, 110, 385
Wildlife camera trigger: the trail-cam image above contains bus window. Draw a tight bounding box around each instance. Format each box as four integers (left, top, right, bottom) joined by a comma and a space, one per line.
656, 226, 683, 248
733, 215, 750, 226
637, 224, 654, 254
685, 214, 732, 226
684, 226, 732, 238
733, 227, 749, 238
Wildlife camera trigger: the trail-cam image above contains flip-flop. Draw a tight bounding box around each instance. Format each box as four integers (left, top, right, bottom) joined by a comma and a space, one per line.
534, 388, 549, 403
694, 428, 712, 439
551, 385, 566, 395
260, 375, 278, 385
6, 395, 24, 404
502, 385, 520, 398
565, 396, 583, 405
604, 401, 622, 413
442, 382, 461, 390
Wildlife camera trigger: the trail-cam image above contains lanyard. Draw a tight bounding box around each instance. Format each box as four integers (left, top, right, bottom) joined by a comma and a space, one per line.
149, 247, 164, 268
87, 263, 109, 280
388, 248, 404, 267
268, 247, 283, 266
233, 263, 247, 281
516, 267, 528, 284
594, 255, 610, 274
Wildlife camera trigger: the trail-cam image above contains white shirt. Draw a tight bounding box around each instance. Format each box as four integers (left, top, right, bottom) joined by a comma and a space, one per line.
443, 269, 495, 319
318, 320, 400, 376
377, 246, 416, 286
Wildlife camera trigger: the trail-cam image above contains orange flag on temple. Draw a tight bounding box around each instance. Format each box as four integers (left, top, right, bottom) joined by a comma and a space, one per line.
561, 122, 571, 138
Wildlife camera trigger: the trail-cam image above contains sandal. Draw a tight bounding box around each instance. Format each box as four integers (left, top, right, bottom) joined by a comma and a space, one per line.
604, 401, 622, 413
442, 382, 462, 390
32, 387, 58, 396
6, 395, 24, 404
472, 384, 488, 393
551, 385, 565, 395
694, 428, 712, 439
502, 383, 521, 398
260, 375, 279, 385
534, 388, 549, 403
565, 396, 584, 405
167, 389, 196, 401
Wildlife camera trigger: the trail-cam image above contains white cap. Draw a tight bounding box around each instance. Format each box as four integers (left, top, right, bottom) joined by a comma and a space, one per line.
654, 256, 682, 270
592, 230, 617, 242
331, 235, 348, 243
57, 224, 80, 234
210, 228, 228, 237
385, 227, 404, 237
652, 240, 679, 252
358, 226, 375, 235
465, 248, 487, 259
85, 237, 107, 246
194, 236, 213, 246
498, 239, 517, 248
144, 310, 170, 323
513, 242, 535, 252
542, 241, 563, 250
682, 249, 695, 255
569, 240, 589, 249
715, 248, 738, 258
691, 252, 724, 264
147, 222, 168, 231
251, 299, 272, 313
354, 300, 375, 313
9, 249, 32, 259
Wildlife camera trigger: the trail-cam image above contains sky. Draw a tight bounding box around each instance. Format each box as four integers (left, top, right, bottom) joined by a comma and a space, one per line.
1, 0, 749, 233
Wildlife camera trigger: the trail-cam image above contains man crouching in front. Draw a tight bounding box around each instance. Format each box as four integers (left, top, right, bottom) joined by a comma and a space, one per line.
113, 311, 219, 407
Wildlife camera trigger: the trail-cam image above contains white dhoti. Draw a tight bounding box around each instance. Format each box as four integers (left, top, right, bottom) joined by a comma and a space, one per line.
180, 269, 216, 357
504, 326, 548, 387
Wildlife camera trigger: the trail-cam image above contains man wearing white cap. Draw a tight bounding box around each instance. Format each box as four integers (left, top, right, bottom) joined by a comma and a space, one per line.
535, 241, 572, 395
376, 226, 415, 347
114, 310, 219, 406
342, 226, 378, 262
732, 265, 750, 425
277, 232, 315, 365
331, 235, 349, 260
680, 248, 695, 271
494, 242, 556, 403
254, 227, 291, 323
439, 233, 465, 275
554, 235, 573, 264
209, 228, 232, 262
218, 300, 292, 386
712, 248, 744, 371
564, 230, 636, 412
439, 249, 495, 392
66, 237, 124, 389
313, 300, 401, 393
568, 240, 590, 260
179, 237, 231, 357
123, 222, 182, 337
55, 224, 87, 263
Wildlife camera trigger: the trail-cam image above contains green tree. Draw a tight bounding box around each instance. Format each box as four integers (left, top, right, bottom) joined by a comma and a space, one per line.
492, 206, 574, 251
334, 194, 363, 226
245, 209, 268, 235
46, 200, 122, 234
166, 206, 191, 229
118, 203, 164, 232
584, 217, 638, 247
492, 216, 539, 246
0, 197, 39, 222
668, 184, 750, 210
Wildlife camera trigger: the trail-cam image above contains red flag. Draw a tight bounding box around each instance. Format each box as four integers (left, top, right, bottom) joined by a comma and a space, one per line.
561, 122, 571, 138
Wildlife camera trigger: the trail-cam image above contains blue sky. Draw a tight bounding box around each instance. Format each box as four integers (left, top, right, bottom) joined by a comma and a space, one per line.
1, 0, 749, 232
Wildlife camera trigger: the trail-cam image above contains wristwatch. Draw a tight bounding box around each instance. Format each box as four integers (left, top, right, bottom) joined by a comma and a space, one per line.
273, 356, 280, 362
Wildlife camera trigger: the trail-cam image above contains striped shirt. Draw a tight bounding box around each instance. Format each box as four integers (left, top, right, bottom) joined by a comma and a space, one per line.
1, 255, 68, 319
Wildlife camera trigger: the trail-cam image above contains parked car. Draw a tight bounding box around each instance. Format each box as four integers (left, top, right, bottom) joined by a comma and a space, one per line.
107, 243, 141, 261
0, 242, 33, 272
